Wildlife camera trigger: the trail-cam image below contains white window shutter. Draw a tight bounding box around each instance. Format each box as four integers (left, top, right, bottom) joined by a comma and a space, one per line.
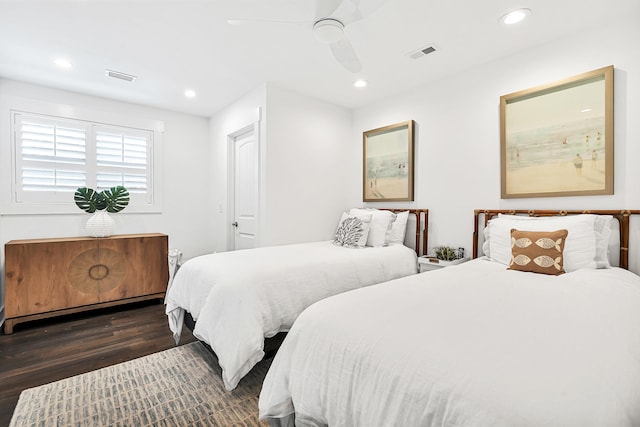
95, 125, 152, 204
13, 112, 154, 208
15, 114, 88, 202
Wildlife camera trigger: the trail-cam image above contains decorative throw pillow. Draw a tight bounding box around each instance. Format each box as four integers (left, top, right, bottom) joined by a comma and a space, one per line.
508, 228, 568, 275
333, 212, 372, 248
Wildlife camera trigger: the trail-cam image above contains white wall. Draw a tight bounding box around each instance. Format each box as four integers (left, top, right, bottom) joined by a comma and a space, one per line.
351, 15, 640, 259
209, 83, 352, 250
0, 79, 213, 323
264, 85, 353, 245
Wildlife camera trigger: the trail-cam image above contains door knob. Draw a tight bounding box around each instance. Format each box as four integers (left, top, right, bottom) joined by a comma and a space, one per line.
232, 221, 238, 227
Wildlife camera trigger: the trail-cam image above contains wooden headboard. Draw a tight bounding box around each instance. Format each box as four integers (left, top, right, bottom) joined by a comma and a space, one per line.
380, 208, 429, 256
473, 209, 640, 270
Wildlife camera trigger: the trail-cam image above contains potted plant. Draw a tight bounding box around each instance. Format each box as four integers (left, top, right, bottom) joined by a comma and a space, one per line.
433, 246, 460, 261
74, 185, 130, 237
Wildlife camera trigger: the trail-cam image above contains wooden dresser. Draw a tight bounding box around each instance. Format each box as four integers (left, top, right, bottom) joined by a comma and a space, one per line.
4, 233, 168, 334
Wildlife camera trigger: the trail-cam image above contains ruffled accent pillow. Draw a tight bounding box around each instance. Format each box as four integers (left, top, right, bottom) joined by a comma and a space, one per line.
388, 210, 410, 245
349, 208, 395, 247
508, 228, 568, 275
484, 214, 597, 272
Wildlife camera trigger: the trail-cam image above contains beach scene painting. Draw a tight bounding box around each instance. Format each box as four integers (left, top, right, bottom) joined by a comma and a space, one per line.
501, 66, 613, 198
363, 120, 414, 202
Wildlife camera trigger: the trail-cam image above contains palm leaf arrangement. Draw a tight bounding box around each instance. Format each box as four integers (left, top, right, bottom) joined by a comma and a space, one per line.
74, 185, 130, 213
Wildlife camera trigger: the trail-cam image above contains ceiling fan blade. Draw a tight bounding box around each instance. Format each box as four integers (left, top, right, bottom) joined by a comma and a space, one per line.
331, 0, 388, 25
329, 38, 362, 73
314, 0, 344, 19
227, 18, 310, 25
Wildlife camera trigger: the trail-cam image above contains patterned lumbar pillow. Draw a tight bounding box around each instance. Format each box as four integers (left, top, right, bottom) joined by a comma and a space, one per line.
333, 212, 372, 248
508, 228, 568, 275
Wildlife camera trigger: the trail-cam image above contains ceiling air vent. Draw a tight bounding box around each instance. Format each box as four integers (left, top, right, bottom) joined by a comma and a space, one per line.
408, 45, 437, 60
105, 69, 137, 82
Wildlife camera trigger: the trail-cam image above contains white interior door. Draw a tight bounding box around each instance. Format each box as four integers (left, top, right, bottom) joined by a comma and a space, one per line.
231, 127, 258, 250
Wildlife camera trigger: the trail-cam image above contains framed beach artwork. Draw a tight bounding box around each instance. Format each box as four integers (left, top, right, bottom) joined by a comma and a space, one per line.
363, 120, 415, 202
500, 65, 614, 199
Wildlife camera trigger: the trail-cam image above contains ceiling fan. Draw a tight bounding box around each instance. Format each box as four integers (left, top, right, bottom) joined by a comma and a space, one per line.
228, 0, 388, 74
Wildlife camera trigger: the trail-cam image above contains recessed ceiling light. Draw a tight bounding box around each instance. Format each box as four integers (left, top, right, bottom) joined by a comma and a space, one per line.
184, 89, 196, 98
54, 58, 72, 69
354, 79, 367, 88
500, 8, 532, 25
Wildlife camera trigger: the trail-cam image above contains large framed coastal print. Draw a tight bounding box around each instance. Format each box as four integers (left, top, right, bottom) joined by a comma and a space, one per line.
500, 66, 614, 199
363, 120, 415, 202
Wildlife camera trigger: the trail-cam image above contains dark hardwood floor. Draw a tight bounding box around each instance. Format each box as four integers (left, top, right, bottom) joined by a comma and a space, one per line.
0, 300, 197, 426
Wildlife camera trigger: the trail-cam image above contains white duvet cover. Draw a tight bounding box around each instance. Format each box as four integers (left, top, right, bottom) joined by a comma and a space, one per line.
259, 258, 640, 427
165, 241, 417, 390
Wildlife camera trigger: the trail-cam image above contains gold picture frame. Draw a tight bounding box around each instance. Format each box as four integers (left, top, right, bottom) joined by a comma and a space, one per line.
363, 120, 415, 202
500, 65, 614, 199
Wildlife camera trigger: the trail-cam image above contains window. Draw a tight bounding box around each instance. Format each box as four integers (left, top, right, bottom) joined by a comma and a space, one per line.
94, 125, 150, 195
11, 110, 162, 213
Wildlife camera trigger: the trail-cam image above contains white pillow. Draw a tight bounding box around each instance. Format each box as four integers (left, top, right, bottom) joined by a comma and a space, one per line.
388, 210, 410, 245
349, 208, 394, 247
593, 215, 613, 268
333, 212, 372, 248
496, 214, 613, 268
484, 214, 601, 272
482, 225, 491, 257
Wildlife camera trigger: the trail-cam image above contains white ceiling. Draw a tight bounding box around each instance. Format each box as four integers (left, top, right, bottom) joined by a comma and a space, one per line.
1, 0, 638, 117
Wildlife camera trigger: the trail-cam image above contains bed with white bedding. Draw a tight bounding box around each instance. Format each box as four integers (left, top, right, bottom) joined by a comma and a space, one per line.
259, 209, 640, 426
165, 208, 427, 390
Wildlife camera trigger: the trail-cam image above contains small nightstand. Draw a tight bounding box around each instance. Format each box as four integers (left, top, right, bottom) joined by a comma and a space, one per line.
418, 257, 469, 273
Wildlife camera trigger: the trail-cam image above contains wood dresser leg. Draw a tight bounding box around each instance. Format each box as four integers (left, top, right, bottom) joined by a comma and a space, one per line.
3, 319, 15, 334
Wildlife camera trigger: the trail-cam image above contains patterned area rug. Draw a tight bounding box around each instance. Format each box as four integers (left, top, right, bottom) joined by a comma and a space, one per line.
10, 342, 271, 426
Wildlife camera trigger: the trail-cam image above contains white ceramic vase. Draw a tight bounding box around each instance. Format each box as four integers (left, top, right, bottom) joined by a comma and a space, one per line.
85, 211, 115, 237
